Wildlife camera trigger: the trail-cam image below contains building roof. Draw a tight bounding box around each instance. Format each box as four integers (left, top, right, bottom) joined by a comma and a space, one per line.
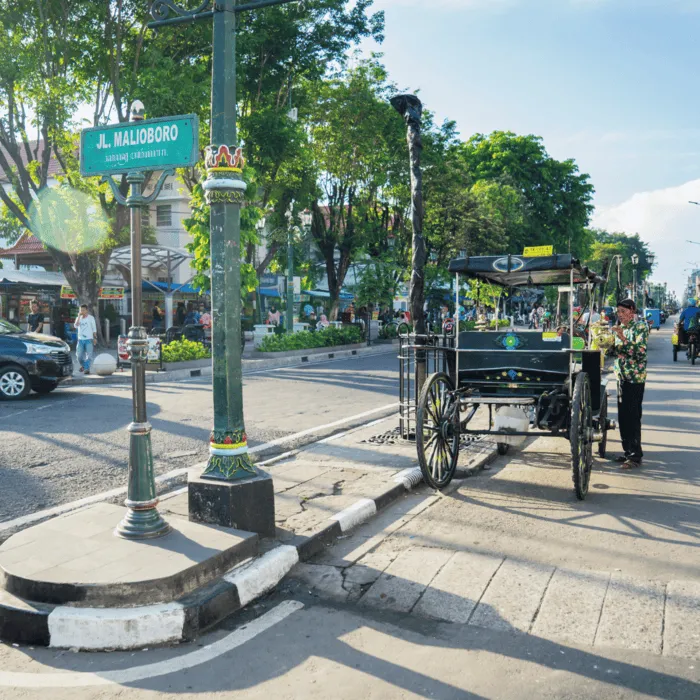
0, 232, 47, 257
0, 140, 63, 184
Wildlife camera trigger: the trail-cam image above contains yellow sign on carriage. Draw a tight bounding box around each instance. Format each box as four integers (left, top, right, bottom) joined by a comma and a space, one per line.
523, 245, 554, 257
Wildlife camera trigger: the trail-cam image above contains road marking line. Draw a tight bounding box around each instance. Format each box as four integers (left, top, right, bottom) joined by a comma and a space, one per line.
0, 404, 398, 534
247, 403, 397, 453
0, 397, 80, 420
0, 600, 304, 688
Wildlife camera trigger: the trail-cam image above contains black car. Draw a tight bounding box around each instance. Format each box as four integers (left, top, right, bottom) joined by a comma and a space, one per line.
0, 319, 73, 400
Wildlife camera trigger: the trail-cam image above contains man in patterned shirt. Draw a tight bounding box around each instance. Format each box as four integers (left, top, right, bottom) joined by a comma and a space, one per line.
612, 299, 649, 468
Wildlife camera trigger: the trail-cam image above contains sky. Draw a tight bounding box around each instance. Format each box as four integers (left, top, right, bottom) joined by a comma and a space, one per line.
361, 0, 700, 298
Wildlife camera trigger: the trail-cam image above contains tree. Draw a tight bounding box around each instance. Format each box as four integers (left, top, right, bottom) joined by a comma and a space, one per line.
584, 229, 653, 301
182, 1, 384, 287
458, 131, 594, 258
306, 58, 405, 319
0, 0, 211, 337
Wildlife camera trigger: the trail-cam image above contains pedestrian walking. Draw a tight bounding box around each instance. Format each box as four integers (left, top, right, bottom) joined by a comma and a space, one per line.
612, 299, 649, 469
74, 304, 97, 375
27, 301, 44, 334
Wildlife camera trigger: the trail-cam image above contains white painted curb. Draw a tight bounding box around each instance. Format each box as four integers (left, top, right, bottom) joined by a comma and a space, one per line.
225, 545, 300, 607
48, 603, 185, 651
330, 498, 377, 532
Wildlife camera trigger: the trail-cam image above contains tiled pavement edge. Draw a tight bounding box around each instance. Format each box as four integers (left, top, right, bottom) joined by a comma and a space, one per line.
289, 543, 700, 662
0, 416, 497, 650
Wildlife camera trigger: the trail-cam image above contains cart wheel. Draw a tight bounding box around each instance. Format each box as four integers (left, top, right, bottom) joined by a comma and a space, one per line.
597, 393, 608, 459
692, 342, 697, 365
416, 372, 460, 490
497, 443, 509, 456
570, 372, 593, 500
673, 346, 678, 362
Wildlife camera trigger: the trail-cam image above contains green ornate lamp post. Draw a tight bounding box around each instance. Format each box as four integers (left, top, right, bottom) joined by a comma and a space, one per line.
149, 0, 301, 488
100, 102, 175, 539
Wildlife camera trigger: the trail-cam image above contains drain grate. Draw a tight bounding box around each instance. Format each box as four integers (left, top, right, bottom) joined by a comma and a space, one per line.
363, 427, 485, 448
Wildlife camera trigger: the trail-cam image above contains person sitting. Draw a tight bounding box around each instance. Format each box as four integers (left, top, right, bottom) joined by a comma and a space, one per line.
678, 299, 700, 343
183, 302, 200, 326
317, 313, 329, 329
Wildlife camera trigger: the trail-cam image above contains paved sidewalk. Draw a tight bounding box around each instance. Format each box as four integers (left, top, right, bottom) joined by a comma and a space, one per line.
160, 415, 494, 546
293, 541, 700, 662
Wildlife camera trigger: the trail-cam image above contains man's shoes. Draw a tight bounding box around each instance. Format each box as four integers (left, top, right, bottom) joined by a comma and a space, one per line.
612, 454, 628, 463
620, 459, 641, 470
84, 370, 90, 375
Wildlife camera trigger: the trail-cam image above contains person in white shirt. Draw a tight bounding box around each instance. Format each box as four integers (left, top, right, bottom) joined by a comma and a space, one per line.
581, 305, 601, 326
74, 304, 97, 374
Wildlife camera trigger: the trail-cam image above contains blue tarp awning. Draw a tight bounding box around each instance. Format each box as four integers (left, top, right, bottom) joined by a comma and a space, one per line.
305, 290, 354, 300
143, 280, 202, 295
259, 288, 281, 298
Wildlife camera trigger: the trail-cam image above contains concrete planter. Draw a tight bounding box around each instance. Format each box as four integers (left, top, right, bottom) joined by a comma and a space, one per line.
161, 358, 212, 372
252, 342, 366, 358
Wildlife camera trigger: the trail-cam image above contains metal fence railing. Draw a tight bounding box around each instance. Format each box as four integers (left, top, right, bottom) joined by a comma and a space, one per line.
398, 330, 454, 440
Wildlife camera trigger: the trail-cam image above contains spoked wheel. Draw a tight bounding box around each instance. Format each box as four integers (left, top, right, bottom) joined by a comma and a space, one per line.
570, 372, 593, 500
691, 342, 697, 365
596, 393, 608, 459
416, 372, 460, 490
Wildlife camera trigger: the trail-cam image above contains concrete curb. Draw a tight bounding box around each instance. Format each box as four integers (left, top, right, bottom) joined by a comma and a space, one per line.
68, 343, 398, 386
1, 440, 496, 650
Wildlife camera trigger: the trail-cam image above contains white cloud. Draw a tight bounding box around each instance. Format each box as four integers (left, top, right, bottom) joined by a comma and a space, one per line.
593, 179, 700, 298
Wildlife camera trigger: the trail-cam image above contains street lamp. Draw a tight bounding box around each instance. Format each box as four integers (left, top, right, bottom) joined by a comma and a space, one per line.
631, 253, 639, 304
148, 0, 303, 532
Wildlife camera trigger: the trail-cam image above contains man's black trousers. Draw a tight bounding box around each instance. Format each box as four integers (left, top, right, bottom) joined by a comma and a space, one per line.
617, 381, 645, 462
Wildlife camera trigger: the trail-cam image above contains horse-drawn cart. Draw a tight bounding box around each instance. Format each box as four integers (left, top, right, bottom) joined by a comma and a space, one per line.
415, 253, 612, 500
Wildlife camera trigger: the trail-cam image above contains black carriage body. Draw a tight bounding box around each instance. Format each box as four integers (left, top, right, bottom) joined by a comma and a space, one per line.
444, 330, 603, 432
414, 252, 608, 498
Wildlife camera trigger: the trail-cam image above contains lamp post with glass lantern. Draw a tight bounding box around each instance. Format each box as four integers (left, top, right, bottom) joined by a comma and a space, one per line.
631, 253, 639, 305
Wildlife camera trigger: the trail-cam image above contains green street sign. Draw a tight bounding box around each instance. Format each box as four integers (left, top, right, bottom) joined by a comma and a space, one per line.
80, 114, 199, 176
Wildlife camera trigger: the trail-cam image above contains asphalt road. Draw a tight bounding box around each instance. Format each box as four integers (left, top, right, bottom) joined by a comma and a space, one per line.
2, 322, 700, 698
0, 351, 398, 523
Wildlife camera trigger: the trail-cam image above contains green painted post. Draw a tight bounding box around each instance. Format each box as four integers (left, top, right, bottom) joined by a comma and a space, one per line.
147, 0, 304, 483
201, 0, 256, 481
287, 228, 294, 333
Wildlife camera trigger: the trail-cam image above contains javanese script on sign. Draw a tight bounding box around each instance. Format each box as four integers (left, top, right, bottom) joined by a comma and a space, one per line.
80, 115, 199, 176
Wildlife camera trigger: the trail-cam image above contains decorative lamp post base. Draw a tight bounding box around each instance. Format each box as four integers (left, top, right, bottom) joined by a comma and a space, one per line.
115, 499, 171, 539
201, 430, 257, 481
189, 469, 275, 537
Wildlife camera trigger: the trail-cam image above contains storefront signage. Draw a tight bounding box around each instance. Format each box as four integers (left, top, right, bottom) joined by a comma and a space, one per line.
99, 287, 125, 300
80, 115, 199, 176
60, 286, 126, 300
523, 245, 554, 257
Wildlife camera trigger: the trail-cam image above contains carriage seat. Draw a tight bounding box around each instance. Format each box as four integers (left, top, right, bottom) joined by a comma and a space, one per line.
450, 330, 572, 384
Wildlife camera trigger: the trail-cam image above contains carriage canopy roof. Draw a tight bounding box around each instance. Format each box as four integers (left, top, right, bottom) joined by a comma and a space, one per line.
447, 254, 604, 287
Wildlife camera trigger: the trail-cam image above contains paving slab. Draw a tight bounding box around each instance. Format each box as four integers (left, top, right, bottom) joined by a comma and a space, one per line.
595, 574, 666, 654
413, 550, 503, 624
359, 546, 453, 614
664, 579, 700, 659
531, 568, 610, 645
468, 558, 554, 633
